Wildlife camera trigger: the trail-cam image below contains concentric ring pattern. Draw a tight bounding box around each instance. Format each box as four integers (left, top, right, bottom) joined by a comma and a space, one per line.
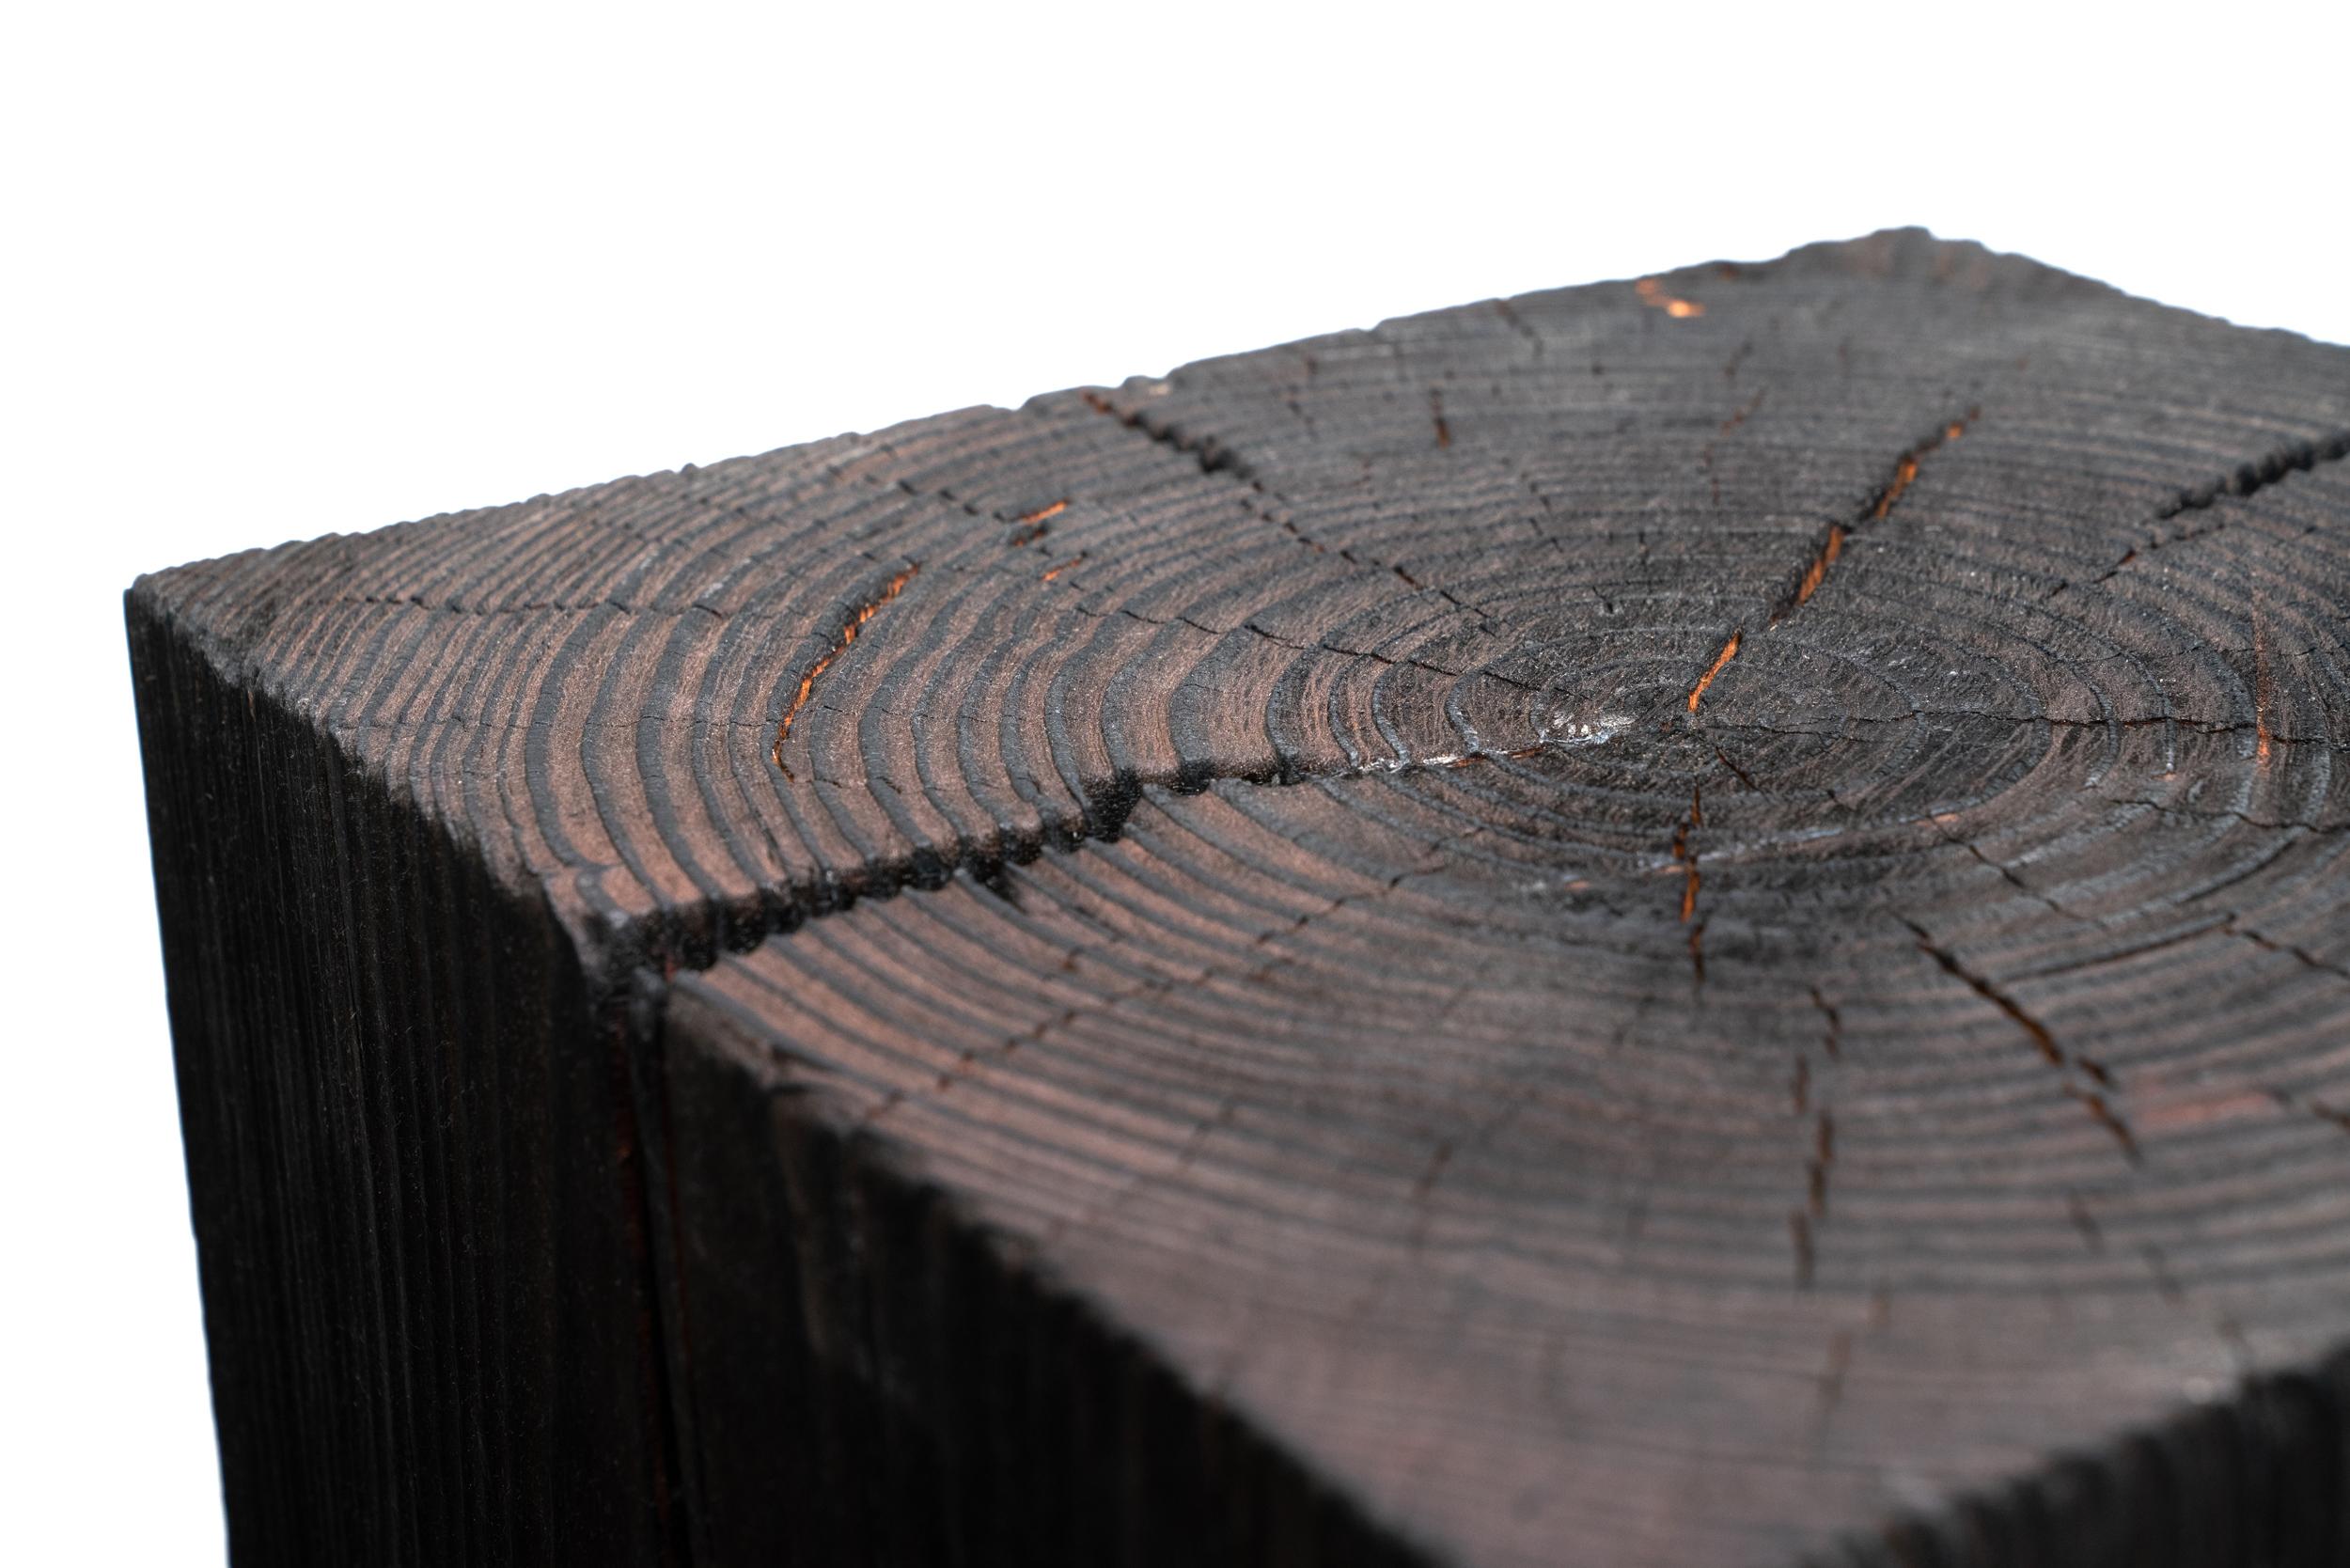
150, 230, 2350, 1566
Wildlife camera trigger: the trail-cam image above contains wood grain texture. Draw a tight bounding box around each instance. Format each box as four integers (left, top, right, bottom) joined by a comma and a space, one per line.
132, 229, 2350, 1567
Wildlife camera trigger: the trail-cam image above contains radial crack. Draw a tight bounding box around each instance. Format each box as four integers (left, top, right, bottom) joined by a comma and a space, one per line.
1684, 410, 1976, 713
771, 564, 918, 779
1635, 276, 1706, 319
1780, 410, 1975, 628
2054, 428, 2350, 597
1076, 387, 1521, 630
1080, 388, 1253, 481
1685, 635, 1740, 713
1902, 916, 2139, 1160
2157, 429, 2350, 521
1904, 919, 2060, 1063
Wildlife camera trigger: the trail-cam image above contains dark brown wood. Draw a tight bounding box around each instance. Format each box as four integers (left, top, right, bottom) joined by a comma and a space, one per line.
132, 228, 2350, 1567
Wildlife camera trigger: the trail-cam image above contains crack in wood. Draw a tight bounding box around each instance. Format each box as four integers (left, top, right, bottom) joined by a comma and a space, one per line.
2156, 428, 2350, 521
770, 564, 918, 780
1634, 276, 1706, 319
1076, 385, 1519, 630
1684, 410, 1977, 713
1685, 634, 1740, 714
2050, 428, 2350, 598
1903, 916, 2141, 1160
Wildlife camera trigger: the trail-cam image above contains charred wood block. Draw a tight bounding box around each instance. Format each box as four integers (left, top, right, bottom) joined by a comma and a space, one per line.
131, 229, 2350, 1567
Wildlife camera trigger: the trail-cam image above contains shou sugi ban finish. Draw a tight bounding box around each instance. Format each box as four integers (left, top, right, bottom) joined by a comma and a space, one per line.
130, 230, 2350, 1568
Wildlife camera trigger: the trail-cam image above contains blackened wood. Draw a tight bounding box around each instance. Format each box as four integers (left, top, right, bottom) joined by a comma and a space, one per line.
129, 604, 681, 1564
132, 229, 2350, 1567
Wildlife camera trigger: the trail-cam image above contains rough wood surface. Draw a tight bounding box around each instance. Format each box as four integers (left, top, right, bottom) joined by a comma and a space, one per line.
133, 229, 2350, 1567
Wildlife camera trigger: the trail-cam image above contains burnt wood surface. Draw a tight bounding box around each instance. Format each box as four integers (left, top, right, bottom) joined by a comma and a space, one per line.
132, 229, 2350, 1567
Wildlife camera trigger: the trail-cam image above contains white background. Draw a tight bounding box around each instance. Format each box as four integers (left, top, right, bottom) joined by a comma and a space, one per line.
4, 3, 2343, 1558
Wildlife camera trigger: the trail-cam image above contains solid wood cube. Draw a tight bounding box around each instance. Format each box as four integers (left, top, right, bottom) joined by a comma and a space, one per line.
131, 229, 2350, 1567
